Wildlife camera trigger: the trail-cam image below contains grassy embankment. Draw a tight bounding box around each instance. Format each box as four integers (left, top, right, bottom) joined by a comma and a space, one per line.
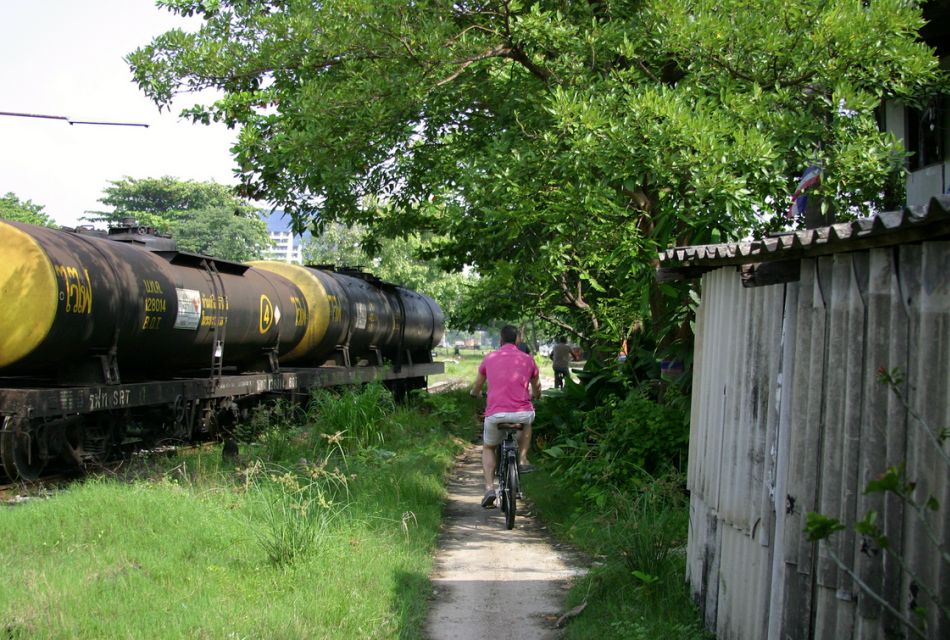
524, 466, 710, 639
1, 365, 707, 639
0, 385, 470, 639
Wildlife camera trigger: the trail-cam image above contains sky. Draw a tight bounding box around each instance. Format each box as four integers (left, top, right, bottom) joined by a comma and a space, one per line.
0, 1, 239, 227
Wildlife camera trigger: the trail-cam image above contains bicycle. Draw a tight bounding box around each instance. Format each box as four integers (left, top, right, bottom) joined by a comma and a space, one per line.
494, 422, 523, 530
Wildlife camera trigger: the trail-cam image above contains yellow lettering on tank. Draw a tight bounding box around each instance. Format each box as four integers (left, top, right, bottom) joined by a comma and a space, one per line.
260, 294, 274, 334
200, 314, 226, 327
326, 294, 343, 322
55, 265, 93, 314
144, 297, 167, 313
290, 296, 308, 327
143, 279, 163, 294
200, 294, 228, 309
142, 280, 168, 331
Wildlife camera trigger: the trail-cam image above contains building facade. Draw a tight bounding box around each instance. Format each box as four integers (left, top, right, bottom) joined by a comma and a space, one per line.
261, 211, 306, 264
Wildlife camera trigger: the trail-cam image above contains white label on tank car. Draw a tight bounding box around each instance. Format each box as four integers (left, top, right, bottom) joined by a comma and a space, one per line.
355, 302, 367, 330
174, 288, 202, 330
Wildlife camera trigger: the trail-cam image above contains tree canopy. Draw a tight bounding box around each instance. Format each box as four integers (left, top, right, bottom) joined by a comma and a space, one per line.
93, 176, 270, 262
1, 192, 57, 227
128, 0, 946, 345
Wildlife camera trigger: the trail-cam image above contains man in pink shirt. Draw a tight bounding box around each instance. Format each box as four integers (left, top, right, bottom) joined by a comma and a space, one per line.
470, 325, 541, 508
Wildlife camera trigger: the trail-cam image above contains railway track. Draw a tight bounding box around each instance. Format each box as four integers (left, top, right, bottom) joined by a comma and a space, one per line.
0, 441, 219, 504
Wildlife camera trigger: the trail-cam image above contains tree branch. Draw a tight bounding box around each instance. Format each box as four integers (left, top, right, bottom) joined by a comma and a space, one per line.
821, 546, 927, 640
436, 42, 552, 86
537, 311, 589, 342
557, 272, 601, 332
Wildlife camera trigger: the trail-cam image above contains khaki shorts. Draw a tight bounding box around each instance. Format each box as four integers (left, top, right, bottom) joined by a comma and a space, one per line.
483, 411, 535, 446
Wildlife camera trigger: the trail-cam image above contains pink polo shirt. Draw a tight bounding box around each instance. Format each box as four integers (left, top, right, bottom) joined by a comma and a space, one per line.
478, 343, 539, 416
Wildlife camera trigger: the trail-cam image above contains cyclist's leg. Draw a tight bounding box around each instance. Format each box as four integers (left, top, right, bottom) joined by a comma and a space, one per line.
509, 411, 534, 466
482, 444, 498, 491
518, 422, 532, 466
482, 414, 504, 495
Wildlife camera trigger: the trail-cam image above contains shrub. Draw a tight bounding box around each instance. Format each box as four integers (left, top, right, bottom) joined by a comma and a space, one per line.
541, 387, 688, 496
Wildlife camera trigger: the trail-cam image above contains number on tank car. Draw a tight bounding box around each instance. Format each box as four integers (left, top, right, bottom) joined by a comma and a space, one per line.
88, 388, 132, 410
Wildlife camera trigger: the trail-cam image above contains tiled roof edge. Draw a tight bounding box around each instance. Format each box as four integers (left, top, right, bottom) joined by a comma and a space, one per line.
658, 195, 950, 269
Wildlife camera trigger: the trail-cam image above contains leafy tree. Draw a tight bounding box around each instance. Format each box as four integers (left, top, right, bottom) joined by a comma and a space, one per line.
98, 176, 256, 219
174, 206, 271, 262
0, 192, 56, 227
92, 176, 269, 261
127, 0, 945, 346
301, 222, 366, 268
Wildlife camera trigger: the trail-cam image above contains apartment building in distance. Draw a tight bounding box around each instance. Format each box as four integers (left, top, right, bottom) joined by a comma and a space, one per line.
261, 210, 307, 264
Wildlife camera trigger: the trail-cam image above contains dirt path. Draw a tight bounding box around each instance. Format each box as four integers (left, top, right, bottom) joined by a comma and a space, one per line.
424, 445, 586, 640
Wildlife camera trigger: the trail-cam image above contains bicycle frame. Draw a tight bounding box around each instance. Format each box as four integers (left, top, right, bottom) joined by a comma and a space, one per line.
495, 422, 522, 530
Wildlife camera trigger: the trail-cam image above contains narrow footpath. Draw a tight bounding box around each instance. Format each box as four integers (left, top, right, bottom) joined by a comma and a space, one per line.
424, 445, 587, 640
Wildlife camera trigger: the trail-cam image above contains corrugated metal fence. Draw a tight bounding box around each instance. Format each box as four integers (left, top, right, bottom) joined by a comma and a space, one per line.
687, 243, 949, 639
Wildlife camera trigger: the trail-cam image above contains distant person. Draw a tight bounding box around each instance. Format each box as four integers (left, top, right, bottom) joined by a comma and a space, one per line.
470, 325, 541, 508
516, 331, 531, 354
550, 336, 574, 389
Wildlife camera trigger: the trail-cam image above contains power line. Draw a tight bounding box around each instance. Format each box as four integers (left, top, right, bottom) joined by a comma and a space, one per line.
0, 111, 149, 128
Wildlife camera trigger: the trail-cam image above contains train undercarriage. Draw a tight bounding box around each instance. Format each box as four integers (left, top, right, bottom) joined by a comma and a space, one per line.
0, 362, 439, 481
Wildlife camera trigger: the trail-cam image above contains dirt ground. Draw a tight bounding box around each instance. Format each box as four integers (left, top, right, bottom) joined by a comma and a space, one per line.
424, 444, 587, 640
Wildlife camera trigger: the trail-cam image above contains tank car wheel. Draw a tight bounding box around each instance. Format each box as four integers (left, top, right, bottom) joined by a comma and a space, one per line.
0, 417, 47, 481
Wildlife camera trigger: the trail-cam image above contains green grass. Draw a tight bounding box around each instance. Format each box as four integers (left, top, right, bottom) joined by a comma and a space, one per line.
523, 468, 711, 640
0, 385, 705, 638
428, 349, 484, 387
0, 388, 471, 639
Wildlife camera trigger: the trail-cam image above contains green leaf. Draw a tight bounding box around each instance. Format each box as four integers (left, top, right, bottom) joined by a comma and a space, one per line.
805, 512, 846, 541
864, 466, 904, 495
632, 570, 659, 585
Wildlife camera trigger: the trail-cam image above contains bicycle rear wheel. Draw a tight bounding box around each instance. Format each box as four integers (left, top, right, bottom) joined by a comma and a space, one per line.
504, 453, 518, 529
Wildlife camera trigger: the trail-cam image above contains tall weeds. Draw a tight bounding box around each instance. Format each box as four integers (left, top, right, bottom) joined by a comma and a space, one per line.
242, 453, 349, 566
306, 382, 395, 451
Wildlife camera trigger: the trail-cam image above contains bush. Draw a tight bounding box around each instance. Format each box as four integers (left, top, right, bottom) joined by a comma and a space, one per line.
540, 387, 688, 497
235, 400, 309, 462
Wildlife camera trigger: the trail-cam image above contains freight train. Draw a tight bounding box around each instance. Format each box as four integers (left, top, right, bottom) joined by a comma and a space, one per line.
0, 219, 444, 480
